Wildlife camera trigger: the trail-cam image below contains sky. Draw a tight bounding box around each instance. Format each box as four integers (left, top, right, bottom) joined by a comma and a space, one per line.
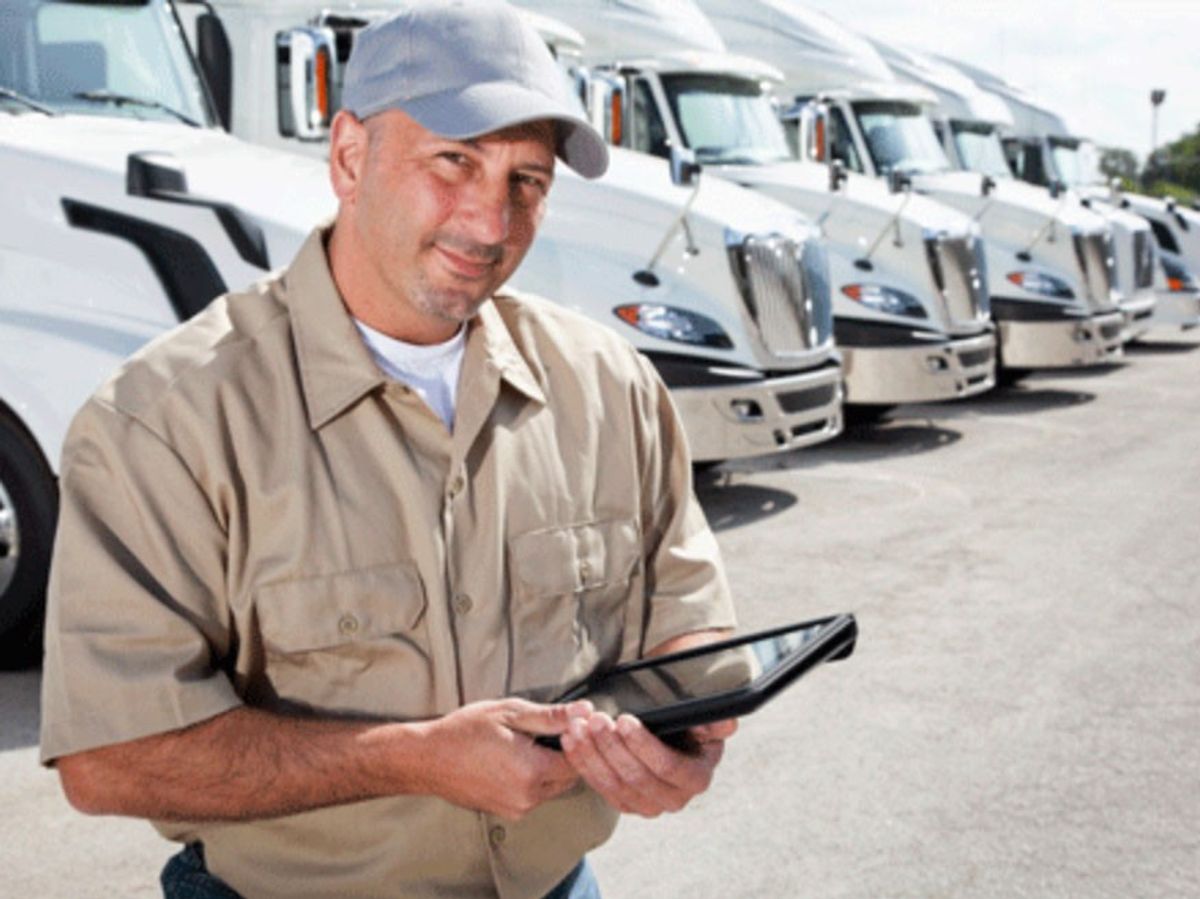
804, 0, 1200, 162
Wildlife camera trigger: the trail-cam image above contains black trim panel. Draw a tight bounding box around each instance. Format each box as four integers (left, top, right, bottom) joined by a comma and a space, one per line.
833, 318, 946, 348
62, 198, 227, 322
990, 297, 1087, 322
643, 352, 840, 389
126, 152, 271, 270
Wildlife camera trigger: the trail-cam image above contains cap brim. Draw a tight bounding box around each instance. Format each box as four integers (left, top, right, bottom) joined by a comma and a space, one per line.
369, 80, 609, 179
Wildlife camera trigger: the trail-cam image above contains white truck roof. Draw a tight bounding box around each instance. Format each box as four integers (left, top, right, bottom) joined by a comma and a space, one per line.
868, 41, 1014, 128
514, 0, 724, 61
934, 55, 1075, 139
695, 0, 894, 92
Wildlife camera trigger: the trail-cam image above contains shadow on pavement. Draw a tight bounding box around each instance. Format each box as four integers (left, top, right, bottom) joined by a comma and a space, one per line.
694, 473, 797, 532
1026, 361, 1127, 380
1125, 339, 1200, 355
920, 383, 1097, 419
0, 669, 42, 751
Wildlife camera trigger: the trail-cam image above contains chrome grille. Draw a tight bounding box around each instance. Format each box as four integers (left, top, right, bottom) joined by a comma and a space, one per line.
728, 234, 832, 359
925, 233, 990, 326
1073, 231, 1116, 310
1133, 229, 1155, 289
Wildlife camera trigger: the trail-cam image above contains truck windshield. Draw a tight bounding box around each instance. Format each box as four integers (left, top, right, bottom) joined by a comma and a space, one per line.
1049, 137, 1100, 188
659, 73, 792, 165
0, 0, 211, 126
950, 120, 1012, 179
853, 100, 950, 176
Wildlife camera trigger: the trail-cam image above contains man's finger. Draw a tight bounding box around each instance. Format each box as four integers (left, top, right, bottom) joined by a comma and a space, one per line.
691, 718, 738, 743
503, 698, 594, 736
615, 715, 712, 793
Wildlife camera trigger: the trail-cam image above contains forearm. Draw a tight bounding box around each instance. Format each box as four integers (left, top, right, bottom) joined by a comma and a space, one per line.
646, 627, 733, 658
55, 706, 432, 822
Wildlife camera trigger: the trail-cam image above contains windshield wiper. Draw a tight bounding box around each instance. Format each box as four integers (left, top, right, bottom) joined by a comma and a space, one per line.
73, 90, 200, 127
0, 86, 56, 116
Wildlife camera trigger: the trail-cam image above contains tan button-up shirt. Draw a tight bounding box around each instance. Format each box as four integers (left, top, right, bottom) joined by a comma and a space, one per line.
40, 226, 735, 899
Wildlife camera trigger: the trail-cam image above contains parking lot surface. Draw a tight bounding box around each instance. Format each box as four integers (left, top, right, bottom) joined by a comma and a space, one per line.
4, 334, 1199, 898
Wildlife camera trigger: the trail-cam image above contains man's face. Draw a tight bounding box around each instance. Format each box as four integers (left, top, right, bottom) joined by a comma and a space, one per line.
331, 109, 556, 340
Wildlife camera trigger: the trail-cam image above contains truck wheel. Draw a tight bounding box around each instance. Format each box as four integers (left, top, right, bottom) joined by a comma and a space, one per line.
0, 417, 57, 669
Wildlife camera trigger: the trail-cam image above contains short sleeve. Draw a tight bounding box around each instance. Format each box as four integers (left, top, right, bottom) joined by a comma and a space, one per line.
39, 399, 242, 764
630, 352, 737, 655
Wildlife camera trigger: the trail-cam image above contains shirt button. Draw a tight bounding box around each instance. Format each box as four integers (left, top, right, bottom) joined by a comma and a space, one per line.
448, 474, 465, 499
337, 613, 359, 636
489, 825, 507, 846
452, 593, 473, 615
578, 560, 592, 582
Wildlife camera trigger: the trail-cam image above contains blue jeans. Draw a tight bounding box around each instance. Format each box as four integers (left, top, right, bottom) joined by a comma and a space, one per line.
161, 843, 602, 898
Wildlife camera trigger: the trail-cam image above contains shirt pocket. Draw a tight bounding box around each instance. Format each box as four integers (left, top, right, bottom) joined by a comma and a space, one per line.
252, 562, 433, 718
508, 518, 641, 698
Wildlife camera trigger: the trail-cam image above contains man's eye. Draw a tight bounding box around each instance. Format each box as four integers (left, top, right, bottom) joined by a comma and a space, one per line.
438, 152, 467, 165
514, 173, 549, 194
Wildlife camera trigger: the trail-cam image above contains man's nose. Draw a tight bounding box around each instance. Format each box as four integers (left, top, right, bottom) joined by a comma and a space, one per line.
456, 174, 511, 246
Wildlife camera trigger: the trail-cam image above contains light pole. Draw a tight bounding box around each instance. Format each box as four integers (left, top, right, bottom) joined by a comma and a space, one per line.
1150, 88, 1166, 173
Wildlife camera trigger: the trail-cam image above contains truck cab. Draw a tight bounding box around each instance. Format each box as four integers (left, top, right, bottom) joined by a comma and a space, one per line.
936, 54, 1200, 332
516, 0, 997, 411
0, 0, 338, 656
697, 0, 1132, 371
176, 0, 846, 463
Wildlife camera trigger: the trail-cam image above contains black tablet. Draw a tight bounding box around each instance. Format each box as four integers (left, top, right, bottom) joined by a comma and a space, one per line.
536, 613, 857, 751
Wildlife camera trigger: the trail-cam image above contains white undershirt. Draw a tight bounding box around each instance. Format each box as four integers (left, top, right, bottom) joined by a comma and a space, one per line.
353, 319, 466, 430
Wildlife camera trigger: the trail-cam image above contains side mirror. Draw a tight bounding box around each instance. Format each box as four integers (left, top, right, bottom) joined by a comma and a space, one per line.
1049, 179, 1066, 199
981, 174, 996, 197
195, 13, 233, 130
797, 100, 829, 164
829, 158, 847, 193
887, 168, 912, 194
581, 70, 626, 146
669, 145, 701, 188
276, 27, 338, 141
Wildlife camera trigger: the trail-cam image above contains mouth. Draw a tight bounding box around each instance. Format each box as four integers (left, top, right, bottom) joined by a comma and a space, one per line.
434, 243, 500, 281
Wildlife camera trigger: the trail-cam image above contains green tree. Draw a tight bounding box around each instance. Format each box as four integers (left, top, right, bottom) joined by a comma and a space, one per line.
1099, 146, 1138, 190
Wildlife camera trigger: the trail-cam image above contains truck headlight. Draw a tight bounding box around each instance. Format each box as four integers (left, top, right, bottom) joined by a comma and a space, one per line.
1161, 254, 1198, 292
1005, 271, 1075, 299
840, 283, 927, 318
613, 304, 733, 348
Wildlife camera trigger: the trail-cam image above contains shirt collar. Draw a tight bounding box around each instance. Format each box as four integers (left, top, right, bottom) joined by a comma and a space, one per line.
472, 299, 547, 407
285, 225, 545, 430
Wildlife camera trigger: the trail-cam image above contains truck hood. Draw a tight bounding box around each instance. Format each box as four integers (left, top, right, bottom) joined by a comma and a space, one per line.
3, 115, 335, 244
914, 170, 1109, 234
719, 160, 974, 235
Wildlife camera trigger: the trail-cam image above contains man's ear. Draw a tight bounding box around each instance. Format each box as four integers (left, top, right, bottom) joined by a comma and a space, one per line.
329, 110, 368, 203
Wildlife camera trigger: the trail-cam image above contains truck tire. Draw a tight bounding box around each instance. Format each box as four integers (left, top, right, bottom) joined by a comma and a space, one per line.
0, 416, 57, 669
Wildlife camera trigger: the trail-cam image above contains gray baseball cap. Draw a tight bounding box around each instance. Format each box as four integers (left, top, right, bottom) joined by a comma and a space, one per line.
341, 0, 609, 179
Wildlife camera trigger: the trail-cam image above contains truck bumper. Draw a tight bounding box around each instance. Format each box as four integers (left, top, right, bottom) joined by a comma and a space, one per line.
1118, 293, 1157, 342
992, 299, 1125, 368
670, 364, 843, 462
838, 332, 996, 405
1150, 290, 1200, 329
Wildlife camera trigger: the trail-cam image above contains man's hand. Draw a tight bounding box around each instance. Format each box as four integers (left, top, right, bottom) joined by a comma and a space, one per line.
559, 712, 737, 817
417, 698, 592, 820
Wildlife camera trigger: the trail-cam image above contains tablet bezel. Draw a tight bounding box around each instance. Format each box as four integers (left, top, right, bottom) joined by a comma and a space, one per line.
538, 612, 857, 750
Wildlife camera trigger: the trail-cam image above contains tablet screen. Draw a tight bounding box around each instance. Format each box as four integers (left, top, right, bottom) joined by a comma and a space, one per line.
581, 617, 836, 719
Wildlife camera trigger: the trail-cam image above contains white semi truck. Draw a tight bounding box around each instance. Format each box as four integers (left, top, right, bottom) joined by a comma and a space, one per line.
697, 0, 1135, 372
515, 0, 998, 412
869, 39, 1167, 341
176, 0, 845, 462
0, 0, 339, 658
0, 0, 843, 655
938, 55, 1200, 330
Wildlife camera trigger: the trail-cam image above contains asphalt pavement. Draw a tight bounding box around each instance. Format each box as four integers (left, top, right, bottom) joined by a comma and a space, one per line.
4, 331, 1199, 898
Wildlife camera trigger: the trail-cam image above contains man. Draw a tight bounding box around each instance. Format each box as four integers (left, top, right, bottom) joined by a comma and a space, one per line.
40, 2, 737, 897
